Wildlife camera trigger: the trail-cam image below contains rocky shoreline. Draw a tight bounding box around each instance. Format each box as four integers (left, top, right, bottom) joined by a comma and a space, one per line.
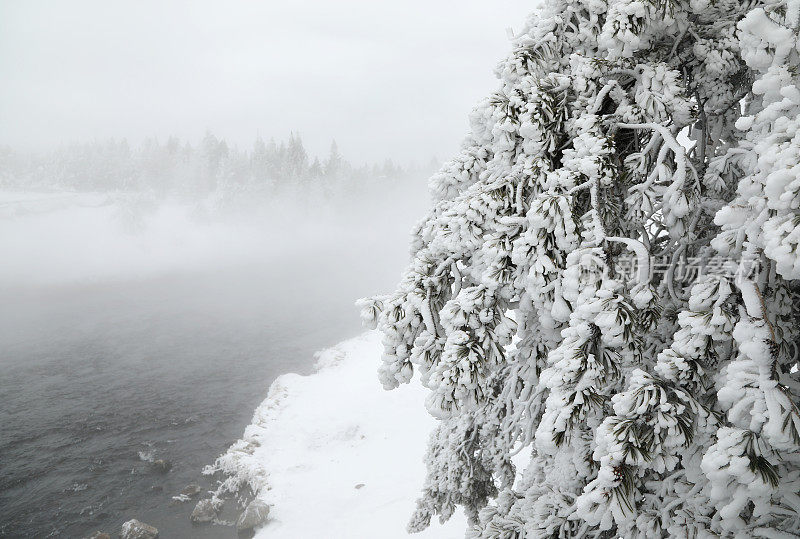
83, 479, 270, 539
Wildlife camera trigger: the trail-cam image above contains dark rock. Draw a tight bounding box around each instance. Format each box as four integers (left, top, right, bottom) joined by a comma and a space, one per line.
236, 499, 270, 532
216, 496, 242, 523
180, 484, 202, 498
151, 459, 171, 473
119, 519, 158, 539
354, 483, 365, 489
170, 484, 203, 505
190, 499, 220, 523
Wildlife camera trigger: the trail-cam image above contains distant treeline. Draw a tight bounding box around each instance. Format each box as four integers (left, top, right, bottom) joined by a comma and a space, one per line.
0, 132, 437, 196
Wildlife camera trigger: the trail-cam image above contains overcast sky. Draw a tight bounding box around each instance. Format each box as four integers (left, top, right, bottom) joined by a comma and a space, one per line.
0, 1, 533, 163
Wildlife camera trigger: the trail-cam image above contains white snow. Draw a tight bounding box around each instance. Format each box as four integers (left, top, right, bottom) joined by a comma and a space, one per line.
209, 331, 466, 539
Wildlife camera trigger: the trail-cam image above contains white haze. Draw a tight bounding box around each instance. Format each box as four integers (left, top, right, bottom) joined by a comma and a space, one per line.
0, 1, 536, 291
0, 0, 533, 162
0, 187, 427, 294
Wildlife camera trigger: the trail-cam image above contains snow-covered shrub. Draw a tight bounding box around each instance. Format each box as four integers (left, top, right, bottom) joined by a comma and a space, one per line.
363, 0, 800, 536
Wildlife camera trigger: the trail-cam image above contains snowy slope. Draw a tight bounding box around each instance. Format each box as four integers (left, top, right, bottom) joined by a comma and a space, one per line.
210, 332, 466, 538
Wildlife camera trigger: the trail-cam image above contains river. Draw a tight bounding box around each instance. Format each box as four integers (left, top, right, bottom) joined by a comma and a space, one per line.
0, 192, 422, 537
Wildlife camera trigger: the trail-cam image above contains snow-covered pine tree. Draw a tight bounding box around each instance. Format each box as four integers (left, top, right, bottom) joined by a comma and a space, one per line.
360, 0, 800, 536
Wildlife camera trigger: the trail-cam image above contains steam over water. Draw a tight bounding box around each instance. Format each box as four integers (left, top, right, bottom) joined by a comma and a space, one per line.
0, 190, 425, 537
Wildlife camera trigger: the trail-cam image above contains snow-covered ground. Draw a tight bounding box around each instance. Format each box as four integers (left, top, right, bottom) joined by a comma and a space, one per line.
209, 332, 466, 538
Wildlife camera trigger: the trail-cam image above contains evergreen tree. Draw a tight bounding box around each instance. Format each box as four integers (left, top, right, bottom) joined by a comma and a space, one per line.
251, 134, 271, 188
308, 157, 324, 179
286, 131, 309, 179
361, 1, 800, 536
199, 131, 228, 192
324, 139, 343, 179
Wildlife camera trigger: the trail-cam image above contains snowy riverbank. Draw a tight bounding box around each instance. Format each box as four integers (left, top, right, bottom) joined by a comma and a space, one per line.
206, 331, 466, 538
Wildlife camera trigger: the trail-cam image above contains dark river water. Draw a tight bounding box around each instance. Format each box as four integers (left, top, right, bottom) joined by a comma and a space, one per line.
0, 226, 410, 537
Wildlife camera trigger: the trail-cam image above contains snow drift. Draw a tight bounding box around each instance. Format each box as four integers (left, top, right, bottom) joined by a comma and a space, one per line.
206, 332, 465, 538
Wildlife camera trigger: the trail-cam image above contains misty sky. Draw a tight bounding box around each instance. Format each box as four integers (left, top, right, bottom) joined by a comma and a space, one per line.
0, 1, 533, 163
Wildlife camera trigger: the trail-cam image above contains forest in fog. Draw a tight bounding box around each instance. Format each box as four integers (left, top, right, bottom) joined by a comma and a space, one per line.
0, 133, 434, 288
0, 133, 436, 200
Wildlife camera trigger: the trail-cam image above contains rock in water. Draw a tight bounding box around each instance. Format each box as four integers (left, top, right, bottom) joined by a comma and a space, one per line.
84, 532, 110, 539
236, 499, 270, 532
190, 499, 219, 523
151, 459, 171, 473
170, 483, 204, 505
180, 484, 202, 498
119, 519, 158, 539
